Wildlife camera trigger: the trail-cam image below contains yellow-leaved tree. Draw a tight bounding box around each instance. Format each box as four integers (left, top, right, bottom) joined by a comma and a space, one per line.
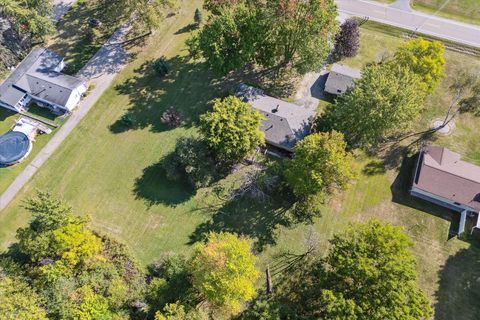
190, 232, 260, 316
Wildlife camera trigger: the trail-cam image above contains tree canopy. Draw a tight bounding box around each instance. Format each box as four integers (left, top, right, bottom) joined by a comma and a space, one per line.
190, 232, 260, 316
284, 131, 355, 198
259, 220, 432, 319
0, 0, 55, 37
333, 18, 360, 60
3, 191, 146, 319
200, 96, 264, 163
322, 62, 425, 147
196, 0, 338, 74
0, 275, 48, 319
394, 38, 445, 94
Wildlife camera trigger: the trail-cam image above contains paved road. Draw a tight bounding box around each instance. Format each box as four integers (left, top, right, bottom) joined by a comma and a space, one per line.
0, 25, 131, 212
336, 0, 480, 48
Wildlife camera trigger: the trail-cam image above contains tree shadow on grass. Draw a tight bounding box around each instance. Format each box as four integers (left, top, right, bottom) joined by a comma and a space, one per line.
390, 153, 460, 238
133, 160, 196, 207
189, 195, 294, 252
434, 245, 480, 320
111, 55, 221, 134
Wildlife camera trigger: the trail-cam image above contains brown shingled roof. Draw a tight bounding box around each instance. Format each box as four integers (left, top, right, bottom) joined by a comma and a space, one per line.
413, 145, 480, 211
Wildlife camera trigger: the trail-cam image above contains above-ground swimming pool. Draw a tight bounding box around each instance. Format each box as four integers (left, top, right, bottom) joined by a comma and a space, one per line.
0, 131, 32, 166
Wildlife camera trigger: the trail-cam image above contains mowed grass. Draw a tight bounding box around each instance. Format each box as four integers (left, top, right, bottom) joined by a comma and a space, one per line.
0, 7, 479, 320
412, 0, 480, 25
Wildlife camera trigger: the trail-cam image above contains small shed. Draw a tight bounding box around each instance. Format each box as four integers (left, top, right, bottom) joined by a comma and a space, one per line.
324, 64, 361, 95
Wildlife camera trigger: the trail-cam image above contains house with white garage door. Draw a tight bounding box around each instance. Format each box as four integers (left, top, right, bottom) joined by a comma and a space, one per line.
0, 48, 87, 114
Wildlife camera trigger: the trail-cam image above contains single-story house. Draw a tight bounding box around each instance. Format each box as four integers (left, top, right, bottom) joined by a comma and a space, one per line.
0, 48, 87, 114
236, 84, 316, 153
324, 63, 361, 95
411, 144, 480, 235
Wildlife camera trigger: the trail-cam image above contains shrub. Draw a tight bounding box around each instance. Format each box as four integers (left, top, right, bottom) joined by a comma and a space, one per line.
162, 137, 220, 188
160, 107, 184, 128
333, 18, 360, 60
152, 57, 170, 77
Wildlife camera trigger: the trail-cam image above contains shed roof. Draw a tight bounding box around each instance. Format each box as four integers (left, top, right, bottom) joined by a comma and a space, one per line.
324, 63, 361, 94
413, 145, 480, 211
236, 84, 315, 151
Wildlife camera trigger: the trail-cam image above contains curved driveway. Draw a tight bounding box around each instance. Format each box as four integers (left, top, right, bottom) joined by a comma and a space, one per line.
336, 0, 480, 48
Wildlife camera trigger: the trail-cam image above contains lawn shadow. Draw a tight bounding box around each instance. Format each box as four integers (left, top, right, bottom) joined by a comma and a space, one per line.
390, 153, 460, 238
111, 55, 220, 133
362, 159, 387, 176
174, 23, 197, 34
189, 195, 294, 252
434, 245, 480, 320
133, 160, 196, 207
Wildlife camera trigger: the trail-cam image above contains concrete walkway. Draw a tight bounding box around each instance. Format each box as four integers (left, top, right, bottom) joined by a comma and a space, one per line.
0, 24, 131, 212
52, 0, 76, 23
336, 0, 480, 48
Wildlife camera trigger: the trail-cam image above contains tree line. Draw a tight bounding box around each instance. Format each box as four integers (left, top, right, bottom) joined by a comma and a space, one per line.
0, 192, 431, 320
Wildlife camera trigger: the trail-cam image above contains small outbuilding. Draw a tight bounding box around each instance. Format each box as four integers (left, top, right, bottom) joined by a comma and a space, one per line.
324, 63, 361, 95
411, 145, 480, 235
236, 84, 316, 154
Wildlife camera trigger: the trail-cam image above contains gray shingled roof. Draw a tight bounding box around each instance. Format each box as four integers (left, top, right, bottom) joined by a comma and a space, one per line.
0, 48, 84, 108
324, 63, 361, 95
413, 145, 480, 211
236, 84, 316, 151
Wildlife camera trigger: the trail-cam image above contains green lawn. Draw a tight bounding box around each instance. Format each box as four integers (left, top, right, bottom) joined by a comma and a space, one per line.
0, 5, 480, 320
0, 0, 117, 193
413, 0, 480, 25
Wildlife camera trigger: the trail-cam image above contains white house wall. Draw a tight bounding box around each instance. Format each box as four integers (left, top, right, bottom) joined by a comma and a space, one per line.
64, 84, 87, 111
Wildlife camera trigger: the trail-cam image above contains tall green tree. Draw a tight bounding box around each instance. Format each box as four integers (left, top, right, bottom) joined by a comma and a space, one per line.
190, 232, 260, 316
263, 0, 338, 73
284, 131, 355, 198
323, 62, 425, 147
394, 38, 445, 94
268, 221, 432, 319
197, 4, 264, 74
195, 0, 338, 74
0, 0, 55, 37
200, 96, 264, 163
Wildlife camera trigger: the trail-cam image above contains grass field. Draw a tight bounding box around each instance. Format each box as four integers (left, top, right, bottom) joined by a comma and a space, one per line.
0, 5, 480, 319
412, 0, 480, 25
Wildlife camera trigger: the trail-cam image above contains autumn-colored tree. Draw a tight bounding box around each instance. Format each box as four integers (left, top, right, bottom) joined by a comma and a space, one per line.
284, 131, 355, 198
5, 192, 146, 319
0, 275, 48, 319
200, 96, 264, 163
394, 38, 445, 93
190, 232, 260, 315
333, 18, 360, 60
